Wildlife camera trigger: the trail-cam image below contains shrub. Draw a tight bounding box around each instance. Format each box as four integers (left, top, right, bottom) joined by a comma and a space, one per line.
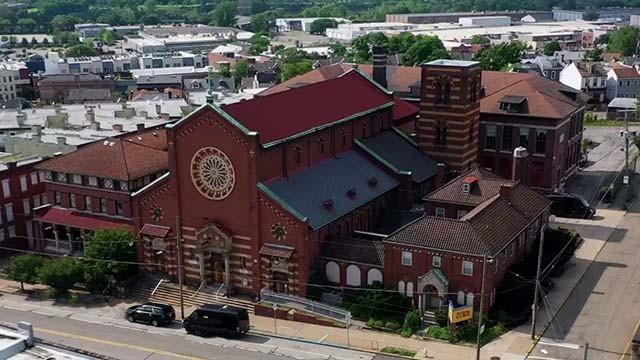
435, 308, 448, 326
4, 254, 46, 292
381, 346, 416, 357
385, 321, 401, 331
37, 258, 83, 296
402, 310, 421, 336
426, 325, 452, 342
342, 284, 411, 322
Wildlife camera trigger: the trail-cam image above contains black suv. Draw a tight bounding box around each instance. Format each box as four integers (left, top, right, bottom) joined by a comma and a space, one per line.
546, 193, 596, 219
125, 302, 175, 327
183, 304, 250, 337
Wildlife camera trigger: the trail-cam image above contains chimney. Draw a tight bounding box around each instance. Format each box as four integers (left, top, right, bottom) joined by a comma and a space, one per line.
499, 183, 514, 199
136, 123, 145, 131
155, 103, 162, 115
85, 110, 95, 123
56, 136, 67, 145
435, 163, 446, 188
16, 113, 26, 127
372, 46, 388, 88
31, 125, 42, 135
512, 146, 529, 184
112, 124, 123, 132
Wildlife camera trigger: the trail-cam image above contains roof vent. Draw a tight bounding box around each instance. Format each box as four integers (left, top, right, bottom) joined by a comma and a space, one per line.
347, 188, 357, 199
323, 199, 334, 211
368, 177, 378, 187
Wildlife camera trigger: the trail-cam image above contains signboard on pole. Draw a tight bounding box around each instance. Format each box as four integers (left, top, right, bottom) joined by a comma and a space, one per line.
448, 305, 474, 324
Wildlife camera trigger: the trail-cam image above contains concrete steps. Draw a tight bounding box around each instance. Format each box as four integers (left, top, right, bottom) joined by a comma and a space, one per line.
128, 281, 255, 314
423, 310, 437, 326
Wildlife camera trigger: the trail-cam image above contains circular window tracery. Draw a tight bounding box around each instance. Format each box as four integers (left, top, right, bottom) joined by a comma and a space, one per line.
190, 147, 235, 200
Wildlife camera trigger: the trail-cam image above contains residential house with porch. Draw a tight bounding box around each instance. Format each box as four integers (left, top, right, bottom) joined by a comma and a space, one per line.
32, 125, 168, 254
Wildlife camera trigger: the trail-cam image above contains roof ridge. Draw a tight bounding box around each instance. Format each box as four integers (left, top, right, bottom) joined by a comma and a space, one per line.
460, 193, 501, 221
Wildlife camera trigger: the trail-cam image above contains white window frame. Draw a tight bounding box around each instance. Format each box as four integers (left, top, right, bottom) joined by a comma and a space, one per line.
5, 203, 13, 222
73, 174, 82, 184
401, 251, 413, 266
19, 175, 27, 192
88, 176, 98, 186
432, 255, 442, 268
30, 172, 38, 185
462, 183, 470, 194
462, 260, 474, 276
435, 207, 446, 218
22, 198, 30, 215
8, 225, 15, 238
2, 179, 10, 198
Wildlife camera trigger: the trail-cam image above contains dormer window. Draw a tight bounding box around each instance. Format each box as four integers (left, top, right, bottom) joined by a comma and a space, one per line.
499, 95, 527, 113
462, 176, 478, 194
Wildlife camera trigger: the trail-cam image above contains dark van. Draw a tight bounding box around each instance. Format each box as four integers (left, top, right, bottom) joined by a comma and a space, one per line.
183, 304, 250, 337
546, 193, 596, 219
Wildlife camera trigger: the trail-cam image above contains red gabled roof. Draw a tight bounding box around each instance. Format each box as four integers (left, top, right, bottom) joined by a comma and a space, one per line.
37, 128, 169, 181
36, 207, 133, 231
393, 95, 419, 121
612, 65, 640, 79
223, 70, 394, 145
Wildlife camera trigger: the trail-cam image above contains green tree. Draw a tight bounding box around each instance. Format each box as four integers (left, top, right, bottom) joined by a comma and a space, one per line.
281, 59, 312, 81
608, 27, 640, 56
277, 47, 308, 64
402, 35, 450, 66
99, 29, 115, 45
475, 41, 528, 71
210, 1, 237, 27
388, 32, 415, 53
51, 15, 79, 32
83, 229, 137, 295
470, 35, 490, 45
309, 18, 338, 35
65, 44, 96, 57
37, 258, 84, 296
0, 19, 11, 34
351, 32, 389, 63
584, 48, 603, 61
251, 12, 270, 34
249, 34, 270, 55
328, 42, 348, 58
232, 59, 250, 80
543, 41, 562, 56
0, 35, 8, 42
17, 18, 37, 32
401, 310, 421, 337
595, 33, 610, 46
5, 255, 46, 292
20, 37, 29, 47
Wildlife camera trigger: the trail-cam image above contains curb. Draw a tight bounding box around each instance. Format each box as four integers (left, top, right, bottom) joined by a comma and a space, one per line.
525, 215, 622, 358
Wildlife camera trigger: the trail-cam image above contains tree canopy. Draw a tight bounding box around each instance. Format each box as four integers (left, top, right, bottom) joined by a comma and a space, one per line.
281, 59, 313, 81
543, 41, 562, 56
5, 254, 46, 292
475, 41, 528, 71
309, 18, 338, 35
210, 1, 237, 27
402, 35, 449, 66
249, 34, 270, 55
65, 44, 97, 57
607, 27, 640, 56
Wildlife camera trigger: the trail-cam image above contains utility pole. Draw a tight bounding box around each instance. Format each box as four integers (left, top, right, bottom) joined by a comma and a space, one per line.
476, 254, 489, 360
624, 108, 630, 209
176, 217, 185, 319
531, 224, 546, 339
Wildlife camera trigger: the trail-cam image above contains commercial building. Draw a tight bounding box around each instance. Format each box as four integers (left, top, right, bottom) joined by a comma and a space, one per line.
0, 62, 30, 106
553, 8, 640, 21
124, 26, 242, 54
386, 11, 553, 24
458, 16, 511, 27
74, 23, 110, 38
275, 18, 351, 32
326, 23, 418, 42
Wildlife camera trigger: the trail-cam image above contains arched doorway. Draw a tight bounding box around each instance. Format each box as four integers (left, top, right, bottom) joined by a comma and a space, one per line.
423, 284, 441, 309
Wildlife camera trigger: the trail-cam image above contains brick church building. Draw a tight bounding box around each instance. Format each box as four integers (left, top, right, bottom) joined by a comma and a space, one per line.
33, 59, 554, 312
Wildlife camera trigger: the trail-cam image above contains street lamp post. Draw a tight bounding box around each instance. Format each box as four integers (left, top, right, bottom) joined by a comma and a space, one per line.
531, 223, 546, 339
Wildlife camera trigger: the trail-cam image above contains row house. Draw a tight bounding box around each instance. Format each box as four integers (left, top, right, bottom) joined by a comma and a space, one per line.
606, 65, 640, 101
559, 62, 607, 106
32, 126, 168, 254
0, 156, 47, 256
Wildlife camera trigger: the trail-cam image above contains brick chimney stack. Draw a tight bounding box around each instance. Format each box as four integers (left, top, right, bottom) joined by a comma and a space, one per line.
372, 46, 388, 88
512, 146, 529, 185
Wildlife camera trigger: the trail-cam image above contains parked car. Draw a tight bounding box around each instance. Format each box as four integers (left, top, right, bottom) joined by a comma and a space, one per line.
183, 304, 250, 337
125, 302, 175, 326
546, 193, 595, 219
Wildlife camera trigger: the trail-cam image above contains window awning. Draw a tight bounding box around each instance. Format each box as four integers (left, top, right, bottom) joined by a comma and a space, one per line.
139, 224, 171, 238
35, 207, 133, 231
259, 244, 294, 259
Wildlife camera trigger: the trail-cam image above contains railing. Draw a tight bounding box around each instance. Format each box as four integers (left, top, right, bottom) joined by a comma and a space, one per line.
214, 283, 224, 299
150, 278, 165, 297
189, 281, 206, 300
260, 288, 351, 325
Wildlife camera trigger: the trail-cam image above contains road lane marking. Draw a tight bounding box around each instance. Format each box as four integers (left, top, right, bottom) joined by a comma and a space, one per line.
36, 327, 206, 360
538, 340, 581, 350
529, 356, 565, 360
317, 334, 328, 343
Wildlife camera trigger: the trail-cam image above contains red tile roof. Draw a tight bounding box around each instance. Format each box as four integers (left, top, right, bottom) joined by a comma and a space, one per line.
428, 167, 507, 206
386, 169, 550, 256
36, 207, 133, 231
481, 72, 588, 119
223, 70, 394, 145
37, 128, 169, 181
611, 65, 640, 79
259, 63, 353, 96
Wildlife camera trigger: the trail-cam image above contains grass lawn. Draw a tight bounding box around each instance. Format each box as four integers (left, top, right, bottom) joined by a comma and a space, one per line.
381, 346, 417, 357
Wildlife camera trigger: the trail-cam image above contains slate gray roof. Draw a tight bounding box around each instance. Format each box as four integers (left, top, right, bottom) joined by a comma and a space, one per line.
260, 150, 399, 230
357, 129, 438, 183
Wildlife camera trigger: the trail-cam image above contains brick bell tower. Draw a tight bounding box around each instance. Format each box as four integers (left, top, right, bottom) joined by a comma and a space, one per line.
418, 60, 482, 172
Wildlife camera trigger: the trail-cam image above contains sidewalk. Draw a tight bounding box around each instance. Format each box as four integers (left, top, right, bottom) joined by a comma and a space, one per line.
480, 208, 626, 360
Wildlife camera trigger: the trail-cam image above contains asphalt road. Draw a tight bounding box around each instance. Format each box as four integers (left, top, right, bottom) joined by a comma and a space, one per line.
0, 307, 374, 360
529, 199, 640, 360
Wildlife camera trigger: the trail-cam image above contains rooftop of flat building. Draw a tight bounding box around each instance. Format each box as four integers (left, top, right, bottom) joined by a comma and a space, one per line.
423, 59, 479, 67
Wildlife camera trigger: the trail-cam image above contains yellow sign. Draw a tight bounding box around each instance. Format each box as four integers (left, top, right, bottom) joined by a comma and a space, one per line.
448, 305, 473, 323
